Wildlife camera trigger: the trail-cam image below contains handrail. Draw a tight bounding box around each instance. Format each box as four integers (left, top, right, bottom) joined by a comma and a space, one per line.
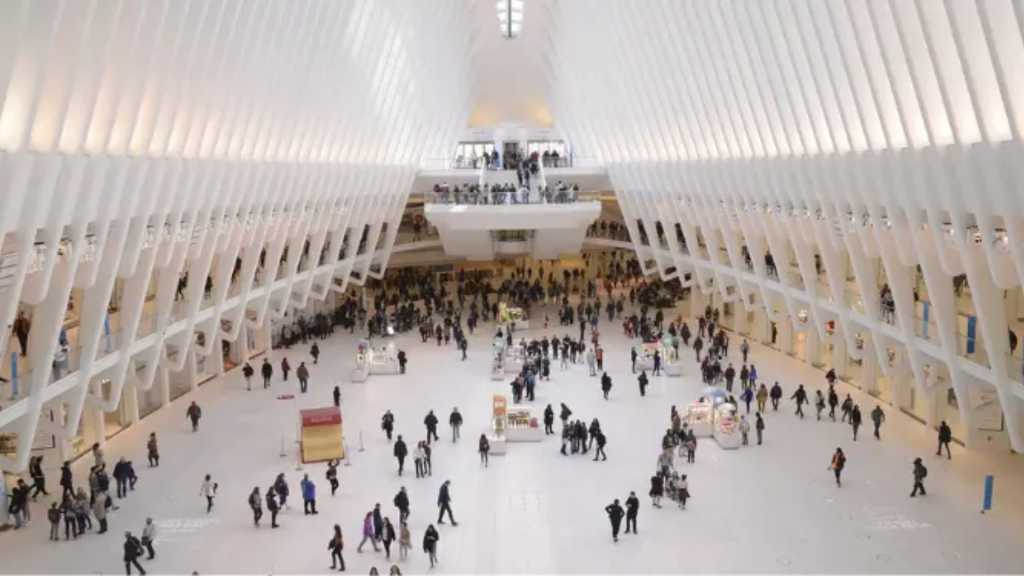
423, 189, 598, 206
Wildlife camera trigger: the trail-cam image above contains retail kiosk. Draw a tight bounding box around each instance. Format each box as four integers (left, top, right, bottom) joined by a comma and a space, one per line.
351, 340, 400, 382
712, 403, 741, 449
662, 345, 682, 377
299, 407, 344, 463
635, 342, 658, 371
498, 303, 529, 331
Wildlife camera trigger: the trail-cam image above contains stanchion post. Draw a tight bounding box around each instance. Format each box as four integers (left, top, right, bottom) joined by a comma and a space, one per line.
279, 434, 286, 458
358, 430, 365, 452
343, 442, 352, 467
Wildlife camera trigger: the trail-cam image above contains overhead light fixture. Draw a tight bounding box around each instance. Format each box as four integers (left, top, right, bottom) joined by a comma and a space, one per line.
497, 0, 524, 38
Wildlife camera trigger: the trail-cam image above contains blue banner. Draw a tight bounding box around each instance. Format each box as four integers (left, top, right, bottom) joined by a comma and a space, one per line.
966, 316, 977, 354
104, 314, 112, 353
982, 474, 994, 512
922, 302, 930, 339
10, 351, 18, 397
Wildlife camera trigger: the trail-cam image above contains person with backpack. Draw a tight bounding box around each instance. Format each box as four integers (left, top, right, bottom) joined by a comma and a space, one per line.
328, 524, 345, 571
829, 448, 847, 487
242, 362, 255, 391
393, 486, 410, 524
123, 531, 146, 575
911, 458, 928, 497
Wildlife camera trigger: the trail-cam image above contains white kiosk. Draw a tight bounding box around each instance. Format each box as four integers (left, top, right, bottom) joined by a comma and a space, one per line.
351, 340, 399, 382
504, 345, 525, 374
713, 403, 741, 449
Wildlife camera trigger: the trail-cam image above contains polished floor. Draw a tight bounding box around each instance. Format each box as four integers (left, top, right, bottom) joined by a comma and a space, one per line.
2, 305, 1023, 574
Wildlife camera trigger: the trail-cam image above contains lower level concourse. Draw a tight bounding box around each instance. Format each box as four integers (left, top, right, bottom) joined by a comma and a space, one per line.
1, 295, 1023, 574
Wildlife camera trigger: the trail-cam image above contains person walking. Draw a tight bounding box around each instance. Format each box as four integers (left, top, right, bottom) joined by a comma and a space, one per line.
850, 405, 862, 441
649, 473, 664, 508
261, 359, 273, 389
605, 499, 625, 542
381, 411, 395, 442
296, 362, 310, 393
141, 518, 156, 560
265, 486, 281, 528
601, 372, 613, 400
393, 435, 408, 476
29, 455, 48, 501
624, 492, 639, 534
300, 474, 318, 515
123, 531, 146, 575
328, 524, 346, 571
326, 459, 340, 496
684, 432, 696, 463
449, 408, 463, 442
543, 405, 555, 435
739, 416, 750, 446
631, 347, 638, 373
756, 384, 768, 413
871, 405, 886, 440
593, 431, 608, 461
393, 487, 410, 524
373, 503, 385, 541
769, 382, 782, 411
281, 357, 291, 381
478, 434, 490, 467
791, 384, 808, 418
436, 481, 457, 525
200, 474, 217, 513
311, 342, 320, 365
814, 391, 825, 421
185, 401, 202, 432
937, 421, 953, 459
249, 487, 263, 527
827, 385, 839, 420
413, 443, 426, 479
424, 411, 440, 444
357, 511, 381, 552
637, 371, 649, 397
146, 433, 159, 467
242, 362, 255, 391
399, 522, 412, 561
829, 448, 847, 487
333, 385, 341, 407
381, 518, 396, 560
676, 474, 690, 509
910, 458, 928, 497
754, 412, 765, 445
423, 524, 440, 568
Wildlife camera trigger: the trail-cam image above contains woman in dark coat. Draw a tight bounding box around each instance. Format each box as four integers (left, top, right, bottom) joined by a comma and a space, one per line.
649, 473, 664, 508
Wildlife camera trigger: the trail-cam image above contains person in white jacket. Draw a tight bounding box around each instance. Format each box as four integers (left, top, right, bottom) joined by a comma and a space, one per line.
739, 416, 751, 446
200, 475, 217, 513
141, 518, 157, 560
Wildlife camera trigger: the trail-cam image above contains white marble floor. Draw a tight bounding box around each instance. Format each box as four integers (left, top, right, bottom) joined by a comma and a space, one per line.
2, 309, 1023, 574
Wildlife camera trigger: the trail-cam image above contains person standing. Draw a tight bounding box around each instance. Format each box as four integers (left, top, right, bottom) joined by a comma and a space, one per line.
265, 486, 281, 528
249, 487, 263, 527
478, 434, 490, 467
47, 502, 61, 540
605, 499, 625, 542
328, 524, 345, 571
92, 487, 108, 534
185, 401, 202, 432
827, 385, 839, 420
637, 371, 648, 397
543, 405, 554, 435
769, 382, 782, 411
738, 416, 750, 446
357, 511, 380, 552
871, 405, 886, 440
281, 357, 291, 381
327, 460, 340, 496
13, 310, 30, 356
301, 474, 318, 515
333, 385, 341, 407
601, 372, 613, 400
449, 408, 463, 442
141, 518, 156, 560
381, 518, 396, 560
373, 503, 385, 540
200, 474, 217, 513
624, 492, 639, 534
937, 421, 953, 459
676, 474, 690, 509
296, 362, 310, 393
684, 432, 696, 463
424, 411, 439, 444
147, 433, 159, 467
814, 391, 825, 421
60, 461, 74, 498
829, 448, 847, 487
649, 473, 664, 508
393, 486, 411, 524
393, 436, 408, 475
436, 481, 457, 525
630, 347, 638, 373
755, 384, 768, 413
754, 412, 765, 445
413, 443, 426, 478
261, 359, 273, 389
311, 342, 320, 365
910, 458, 928, 497
423, 524, 440, 568
123, 531, 146, 575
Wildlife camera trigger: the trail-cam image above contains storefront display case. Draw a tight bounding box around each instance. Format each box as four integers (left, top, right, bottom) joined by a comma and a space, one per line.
498, 303, 529, 331
635, 342, 658, 371
504, 345, 525, 373
685, 402, 713, 437
351, 340, 399, 382
712, 404, 741, 449
504, 408, 543, 442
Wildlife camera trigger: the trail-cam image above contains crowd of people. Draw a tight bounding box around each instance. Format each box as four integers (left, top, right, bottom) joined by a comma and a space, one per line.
428, 181, 582, 206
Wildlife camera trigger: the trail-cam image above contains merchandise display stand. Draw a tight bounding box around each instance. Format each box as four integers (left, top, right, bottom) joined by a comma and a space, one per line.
713, 404, 741, 449
685, 402, 714, 437
503, 408, 543, 442
504, 345, 525, 374
299, 407, 345, 463
664, 362, 682, 377
488, 395, 508, 455
498, 303, 528, 332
